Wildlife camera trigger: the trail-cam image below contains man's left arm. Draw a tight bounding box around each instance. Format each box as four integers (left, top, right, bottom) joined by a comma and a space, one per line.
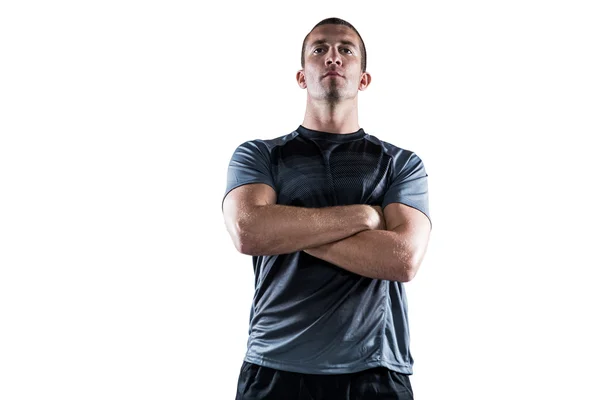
304, 203, 431, 282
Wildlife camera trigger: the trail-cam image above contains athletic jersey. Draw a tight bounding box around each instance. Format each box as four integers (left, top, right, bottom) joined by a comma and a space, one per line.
222, 124, 431, 375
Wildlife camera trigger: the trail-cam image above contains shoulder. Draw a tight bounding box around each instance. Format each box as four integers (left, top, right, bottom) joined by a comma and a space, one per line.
365, 133, 422, 164
239, 130, 300, 150
231, 131, 300, 161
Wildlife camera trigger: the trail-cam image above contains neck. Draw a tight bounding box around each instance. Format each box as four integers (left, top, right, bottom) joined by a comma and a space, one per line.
301, 96, 360, 134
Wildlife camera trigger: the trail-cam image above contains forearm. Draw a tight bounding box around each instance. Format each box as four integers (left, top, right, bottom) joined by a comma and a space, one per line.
304, 229, 417, 282
236, 204, 374, 256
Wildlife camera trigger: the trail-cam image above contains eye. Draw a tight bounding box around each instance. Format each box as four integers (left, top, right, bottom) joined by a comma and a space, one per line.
313, 48, 324, 54
341, 48, 353, 54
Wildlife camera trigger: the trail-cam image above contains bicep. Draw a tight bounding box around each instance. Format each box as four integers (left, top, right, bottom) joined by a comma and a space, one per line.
383, 202, 431, 244
222, 183, 277, 234
383, 202, 431, 279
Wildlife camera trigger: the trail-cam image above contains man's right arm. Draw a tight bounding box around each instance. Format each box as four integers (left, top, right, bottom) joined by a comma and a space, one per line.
222, 183, 384, 256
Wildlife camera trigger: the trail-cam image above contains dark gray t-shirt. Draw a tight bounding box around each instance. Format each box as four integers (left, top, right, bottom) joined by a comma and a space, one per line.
223, 125, 431, 375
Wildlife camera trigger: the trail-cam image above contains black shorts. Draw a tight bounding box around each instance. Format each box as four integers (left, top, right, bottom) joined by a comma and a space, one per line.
235, 361, 414, 400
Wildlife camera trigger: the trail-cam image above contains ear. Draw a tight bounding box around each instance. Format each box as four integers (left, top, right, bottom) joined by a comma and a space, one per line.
296, 70, 307, 89
358, 71, 372, 91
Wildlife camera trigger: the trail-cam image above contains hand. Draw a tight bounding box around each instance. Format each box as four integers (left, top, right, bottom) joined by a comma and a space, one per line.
368, 205, 387, 231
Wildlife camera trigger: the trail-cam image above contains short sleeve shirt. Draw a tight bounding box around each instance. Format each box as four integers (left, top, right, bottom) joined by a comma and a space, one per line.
223, 125, 431, 375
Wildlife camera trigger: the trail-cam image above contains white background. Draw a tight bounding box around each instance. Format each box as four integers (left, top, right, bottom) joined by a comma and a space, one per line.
1, 1, 599, 399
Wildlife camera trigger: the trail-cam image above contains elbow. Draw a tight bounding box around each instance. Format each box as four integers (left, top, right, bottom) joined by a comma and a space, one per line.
224, 204, 266, 255
405, 267, 418, 282
395, 268, 417, 283
231, 220, 260, 255
397, 241, 429, 282
232, 235, 251, 255
391, 228, 430, 282
395, 255, 422, 282
237, 239, 259, 256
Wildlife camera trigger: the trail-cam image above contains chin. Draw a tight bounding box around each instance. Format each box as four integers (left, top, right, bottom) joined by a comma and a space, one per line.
325, 92, 343, 102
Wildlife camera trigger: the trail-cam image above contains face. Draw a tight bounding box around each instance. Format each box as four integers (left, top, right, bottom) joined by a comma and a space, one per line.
297, 24, 371, 102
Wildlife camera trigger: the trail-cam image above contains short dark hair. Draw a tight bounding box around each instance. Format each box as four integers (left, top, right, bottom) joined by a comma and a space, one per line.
301, 17, 367, 73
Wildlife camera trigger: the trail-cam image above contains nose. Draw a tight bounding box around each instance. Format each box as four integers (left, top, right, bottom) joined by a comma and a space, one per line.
325, 49, 342, 66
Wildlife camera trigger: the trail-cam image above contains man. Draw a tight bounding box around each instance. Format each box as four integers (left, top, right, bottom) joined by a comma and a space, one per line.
222, 17, 431, 400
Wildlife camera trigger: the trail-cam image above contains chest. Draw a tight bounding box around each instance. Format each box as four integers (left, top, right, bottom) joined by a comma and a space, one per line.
271, 139, 391, 207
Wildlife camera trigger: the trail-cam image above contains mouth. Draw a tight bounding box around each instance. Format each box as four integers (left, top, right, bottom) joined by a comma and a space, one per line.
324, 72, 343, 78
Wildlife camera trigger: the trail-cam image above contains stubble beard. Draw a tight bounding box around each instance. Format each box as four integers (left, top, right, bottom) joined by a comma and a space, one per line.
322, 78, 343, 104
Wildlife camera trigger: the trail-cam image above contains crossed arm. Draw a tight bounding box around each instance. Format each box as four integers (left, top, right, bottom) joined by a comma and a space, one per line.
222, 183, 431, 282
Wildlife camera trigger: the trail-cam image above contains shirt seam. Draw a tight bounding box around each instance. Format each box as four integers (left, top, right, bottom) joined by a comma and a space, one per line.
377, 282, 390, 361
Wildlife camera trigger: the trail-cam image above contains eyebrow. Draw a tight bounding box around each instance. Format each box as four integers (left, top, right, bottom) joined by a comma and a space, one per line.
309, 39, 358, 50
